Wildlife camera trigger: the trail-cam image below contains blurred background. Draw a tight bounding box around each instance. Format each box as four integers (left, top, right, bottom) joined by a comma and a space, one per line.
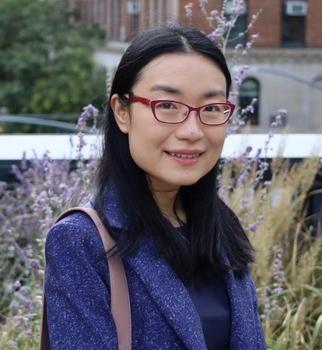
1, 0, 322, 135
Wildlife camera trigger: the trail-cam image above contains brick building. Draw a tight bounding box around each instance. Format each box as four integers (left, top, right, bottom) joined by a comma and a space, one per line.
70, 0, 322, 133
72, 0, 322, 47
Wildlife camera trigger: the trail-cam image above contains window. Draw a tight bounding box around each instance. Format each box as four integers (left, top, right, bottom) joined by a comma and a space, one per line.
239, 78, 260, 125
128, 0, 140, 38
282, 0, 307, 47
225, 0, 248, 48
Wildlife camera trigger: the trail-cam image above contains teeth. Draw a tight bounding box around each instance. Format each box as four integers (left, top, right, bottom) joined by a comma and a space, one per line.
169, 152, 199, 159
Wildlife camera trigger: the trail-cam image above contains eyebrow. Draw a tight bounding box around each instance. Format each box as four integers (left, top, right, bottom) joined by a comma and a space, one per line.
203, 90, 226, 98
149, 84, 226, 98
150, 84, 180, 94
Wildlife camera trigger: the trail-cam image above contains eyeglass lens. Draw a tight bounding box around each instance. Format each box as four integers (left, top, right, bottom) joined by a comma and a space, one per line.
154, 101, 232, 125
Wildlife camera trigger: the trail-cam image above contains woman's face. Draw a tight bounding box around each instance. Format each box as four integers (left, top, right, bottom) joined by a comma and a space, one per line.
112, 53, 229, 192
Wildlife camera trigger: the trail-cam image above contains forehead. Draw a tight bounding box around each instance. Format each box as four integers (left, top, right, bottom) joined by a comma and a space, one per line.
133, 53, 227, 95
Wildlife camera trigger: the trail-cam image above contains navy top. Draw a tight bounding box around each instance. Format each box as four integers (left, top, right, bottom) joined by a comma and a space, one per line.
178, 225, 231, 350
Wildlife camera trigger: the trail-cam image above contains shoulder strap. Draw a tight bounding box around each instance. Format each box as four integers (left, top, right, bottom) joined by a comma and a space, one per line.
40, 207, 132, 350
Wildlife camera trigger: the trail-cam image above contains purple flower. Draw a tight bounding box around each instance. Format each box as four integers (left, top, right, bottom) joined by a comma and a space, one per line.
81, 104, 98, 119
245, 145, 253, 153
29, 258, 40, 270
207, 28, 225, 42
77, 104, 99, 132
225, 20, 234, 29
245, 104, 254, 114
210, 10, 218, 18
248, 222, 259, 233
14, 280, 21, 290
233, 65, 250, 85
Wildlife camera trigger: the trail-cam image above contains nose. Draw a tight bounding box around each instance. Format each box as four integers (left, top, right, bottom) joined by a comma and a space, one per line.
175, 110, 204, 141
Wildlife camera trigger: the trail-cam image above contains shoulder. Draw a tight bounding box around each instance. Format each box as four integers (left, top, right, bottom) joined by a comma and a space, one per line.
45, 211, 105, 264
233, 269, 260, 306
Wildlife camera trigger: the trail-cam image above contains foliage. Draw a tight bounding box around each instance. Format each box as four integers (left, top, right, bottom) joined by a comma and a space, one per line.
0, 0, 106, 117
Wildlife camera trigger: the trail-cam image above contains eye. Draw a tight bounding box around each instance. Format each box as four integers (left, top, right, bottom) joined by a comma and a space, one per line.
155, 102, 178, 110
203, 104, 221, 113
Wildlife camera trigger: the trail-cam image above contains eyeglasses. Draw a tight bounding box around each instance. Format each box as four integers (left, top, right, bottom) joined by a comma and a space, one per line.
128, 93, 235, 126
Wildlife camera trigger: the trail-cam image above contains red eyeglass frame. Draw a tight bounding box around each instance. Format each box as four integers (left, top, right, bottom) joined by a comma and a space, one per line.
128, 94, 235, 125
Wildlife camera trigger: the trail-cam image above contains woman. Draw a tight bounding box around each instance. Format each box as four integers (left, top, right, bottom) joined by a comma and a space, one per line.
44, 26, 267, 349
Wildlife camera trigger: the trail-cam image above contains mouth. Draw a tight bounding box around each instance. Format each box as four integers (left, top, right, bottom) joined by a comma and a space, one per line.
165, 151, 201, 159
164, 150, 204, 166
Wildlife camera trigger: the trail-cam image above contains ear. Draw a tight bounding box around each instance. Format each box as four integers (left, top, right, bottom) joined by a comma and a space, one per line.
110, 94, 130, 134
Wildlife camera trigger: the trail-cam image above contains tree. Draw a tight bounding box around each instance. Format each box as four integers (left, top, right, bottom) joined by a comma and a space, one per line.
0, 0, 106, 115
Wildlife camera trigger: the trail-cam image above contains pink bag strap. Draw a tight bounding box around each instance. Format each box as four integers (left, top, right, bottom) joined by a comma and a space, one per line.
40, 206, 132, 350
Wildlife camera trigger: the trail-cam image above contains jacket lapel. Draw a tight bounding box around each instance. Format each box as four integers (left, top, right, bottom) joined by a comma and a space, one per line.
224, 269, 260, 350
102, 184, 206, 349
126, 236, 207, 350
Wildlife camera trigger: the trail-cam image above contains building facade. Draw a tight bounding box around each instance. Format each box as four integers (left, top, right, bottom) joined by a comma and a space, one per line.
70, 0, 322, 133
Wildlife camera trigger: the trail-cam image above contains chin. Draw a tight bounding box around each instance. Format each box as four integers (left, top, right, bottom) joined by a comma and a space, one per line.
172, 176, 202, 187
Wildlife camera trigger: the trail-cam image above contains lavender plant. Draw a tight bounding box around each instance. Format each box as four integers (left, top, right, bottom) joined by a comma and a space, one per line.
0, 106, 99, 348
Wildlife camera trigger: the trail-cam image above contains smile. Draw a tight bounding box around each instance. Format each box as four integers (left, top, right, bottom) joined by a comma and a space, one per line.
168, 152, 200, 159
165, 151, 203, 166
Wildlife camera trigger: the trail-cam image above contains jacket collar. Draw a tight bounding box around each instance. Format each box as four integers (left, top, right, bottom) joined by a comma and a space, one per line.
103, 181, 130, 231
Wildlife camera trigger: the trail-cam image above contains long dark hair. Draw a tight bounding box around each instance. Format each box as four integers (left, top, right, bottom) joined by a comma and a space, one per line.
94, 25, 254, 283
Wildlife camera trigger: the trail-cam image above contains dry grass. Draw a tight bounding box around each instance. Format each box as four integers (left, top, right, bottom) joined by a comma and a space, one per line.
220, 156, 322, 349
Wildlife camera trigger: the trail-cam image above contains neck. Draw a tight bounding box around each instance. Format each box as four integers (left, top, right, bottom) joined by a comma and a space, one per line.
148, 182, 186, 227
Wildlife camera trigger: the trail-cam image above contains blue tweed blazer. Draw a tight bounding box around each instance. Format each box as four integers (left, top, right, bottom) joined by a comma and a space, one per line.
44, 186, 267, 349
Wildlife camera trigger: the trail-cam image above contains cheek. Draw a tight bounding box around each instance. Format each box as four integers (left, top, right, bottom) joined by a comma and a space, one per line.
205, 128, 227, 169
126, 110, 151, 164
208, 126, 227, 150
127, 123, 165, 170
127, 109, 170, 163
127, 131, 147, 167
